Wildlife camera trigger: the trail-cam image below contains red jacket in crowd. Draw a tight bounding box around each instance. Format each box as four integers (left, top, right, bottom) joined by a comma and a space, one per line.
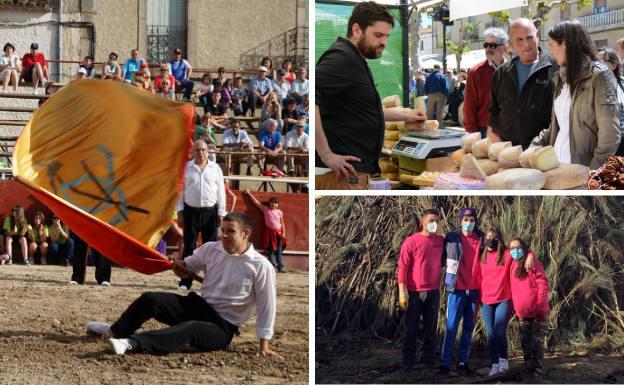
462, 60, 496, 133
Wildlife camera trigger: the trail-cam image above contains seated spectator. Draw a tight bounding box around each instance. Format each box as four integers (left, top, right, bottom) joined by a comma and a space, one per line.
1, 42, 21, 92
296, 94, 309, 116
212, 66, 226, 88
134, 63, 154, 92
285, 119, 309, 177
231, 76, 247, 116
75, 67, 87, 81
247, 66, 273, 116
27, 211, 49, 265
260, 91, 284, 132
261, 56, 277, 80
102, 52, 122, 80
220, 79, 233, 109
281, 58, 296, 84
121, 48, 145, 83
222, 117, 256, 176
295, 110, 310, 134
153, 63, 175, 99
204, 88, 228, 123
79, 55, 96, 79
48, 214, 74, 266
196, 73, 214, 106
195, 113, 218, 144
257, 119, 285, 172
272, 69, 290, 102
169, 48, 194, 101
282, 97, 298, 132
20, 42, 49, 93
289, 68, 308, 105
3, 205, 29, 265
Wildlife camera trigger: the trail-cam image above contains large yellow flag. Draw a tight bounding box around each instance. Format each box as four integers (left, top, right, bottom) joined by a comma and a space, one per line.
13, 80, 194, 274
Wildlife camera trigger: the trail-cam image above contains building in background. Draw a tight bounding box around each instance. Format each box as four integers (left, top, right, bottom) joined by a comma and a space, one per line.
0, 0, 308, 82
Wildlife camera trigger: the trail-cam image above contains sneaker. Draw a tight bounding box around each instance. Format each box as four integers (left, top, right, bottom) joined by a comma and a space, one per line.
24, 259, 31, 266
489, 363, 500, 376
178, 285, 188, 291
100, 281, 111, 287
7, 259, 12, 265
498, 358, 509, 372
86, 321, 112, 337
438, 365, 450, 375
457, 362, 475, 376
109, 338, 133, 355
69, 280, 78, 285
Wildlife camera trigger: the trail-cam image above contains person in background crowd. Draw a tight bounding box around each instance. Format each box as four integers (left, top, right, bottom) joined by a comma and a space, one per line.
596, 47, 624, 156
3, 205, 29, 265
272, 69, 290, 102
20, 42, 49, 93
258, 119, 285, 172
285, 119, 309, 177
281, 58, 296, 84
260, 91, 284, 132
244, 190, 286, 273
247, 66, 273, 116
463, 28, 509, 138
121, 48, 144, 83
425, 64, 448, 127
48, 214, 75, 266
213, 66, 226, 88
79, 55, 96, 79
195, 113, 218, 145
231, 76, 247, 116
1, 42, 21, 92
75, 67, 87, 80
615, 37, 624, 72
102, 52, 122, 80
531, 20, 621, 168
289, 68, 309, 105
397, 208, 443, 371
261, 56, 276, 80
154, 63, 176, 99
221, 79, 234, 109
508, 237, 549, 384
70, 233, 113, 286
488, 18, 557, 148
28, 211, 49, 265
169, 48, 194, 101
222, 117, 256, 176
196, 73, 214, 106
204, 89, 228, 124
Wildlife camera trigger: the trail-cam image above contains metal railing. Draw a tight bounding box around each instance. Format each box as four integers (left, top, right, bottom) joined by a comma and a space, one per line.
239, 27, 308, 70
578, 8, 624, 32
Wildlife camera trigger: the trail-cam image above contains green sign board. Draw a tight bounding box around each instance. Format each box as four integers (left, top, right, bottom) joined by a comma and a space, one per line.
315, 2, 404, 103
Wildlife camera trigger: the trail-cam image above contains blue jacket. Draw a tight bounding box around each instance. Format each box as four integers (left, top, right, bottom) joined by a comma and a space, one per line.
443, 227, 484, 292
425, 71, 449, 97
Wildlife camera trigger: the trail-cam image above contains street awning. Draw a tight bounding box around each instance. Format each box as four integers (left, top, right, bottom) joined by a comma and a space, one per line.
449, 0, 528, 20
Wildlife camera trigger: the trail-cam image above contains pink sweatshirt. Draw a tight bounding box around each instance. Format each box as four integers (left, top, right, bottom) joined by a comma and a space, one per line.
456, 232, 480, 290
477, 249, 512, 305
397, 232, 444, 291
510, 258, 550, 320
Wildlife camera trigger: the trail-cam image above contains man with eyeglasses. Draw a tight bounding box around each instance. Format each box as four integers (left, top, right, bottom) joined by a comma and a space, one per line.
463, 28, 509, 138
488, 18, 558, 148
175, 139, 226, 291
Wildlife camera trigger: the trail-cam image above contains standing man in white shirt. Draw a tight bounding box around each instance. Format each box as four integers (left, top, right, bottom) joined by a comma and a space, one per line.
176, 139, 226, 291
85, 212, 279, 357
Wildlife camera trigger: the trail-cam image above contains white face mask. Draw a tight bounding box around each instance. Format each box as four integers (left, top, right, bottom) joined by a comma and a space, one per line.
426, 221, 438, 234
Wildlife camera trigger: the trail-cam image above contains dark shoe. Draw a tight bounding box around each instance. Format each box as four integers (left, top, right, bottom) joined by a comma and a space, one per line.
438, 365, 450, 375
246, 168, 253, 176
457, 362, 475, 376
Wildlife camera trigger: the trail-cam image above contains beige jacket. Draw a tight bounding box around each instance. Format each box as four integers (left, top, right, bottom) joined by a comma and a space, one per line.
531, 61, 621, 169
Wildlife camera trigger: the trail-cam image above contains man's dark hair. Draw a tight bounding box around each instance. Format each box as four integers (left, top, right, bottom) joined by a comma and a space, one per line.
422, 208, 439, 218
84, 55, 93, 61
347, 1, 395, 38
223, 212, 253, 232
3, 43, 15, 52
109, 52, 118, 59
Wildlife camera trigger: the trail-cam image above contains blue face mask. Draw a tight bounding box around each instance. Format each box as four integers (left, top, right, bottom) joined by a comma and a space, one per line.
511, 248, 524, 260
462, 221, 475, 233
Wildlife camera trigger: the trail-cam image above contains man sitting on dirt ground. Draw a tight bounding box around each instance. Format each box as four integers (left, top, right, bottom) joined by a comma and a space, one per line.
86, 212, 279, 357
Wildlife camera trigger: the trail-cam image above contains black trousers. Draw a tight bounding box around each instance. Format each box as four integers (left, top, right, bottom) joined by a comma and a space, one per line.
403, 289, 440, 366
109, 291, 238, 355
180, 204, 218, 288
71, 234, 112, 284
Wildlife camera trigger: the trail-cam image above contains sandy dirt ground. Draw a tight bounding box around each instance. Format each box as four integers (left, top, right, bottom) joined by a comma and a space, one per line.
316, 336, 624, 384
0, 264, 308, 385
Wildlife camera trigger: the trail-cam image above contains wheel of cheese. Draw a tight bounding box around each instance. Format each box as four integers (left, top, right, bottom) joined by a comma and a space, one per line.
519, 146, 542, 168
384, 130, 401, 140
460, 132, 481, 153
450, 149, 465, 167
488, 141, 512, 161
460, 154, 487, 180
498, 145, 522, 168
543, 164, 590, 189
485, 168, 546, 190
471, 138, 491, 159
477, 159, 500, 176
529, 146, 560, 171
381, 172, 400, 181
382, 95, 401, 108
379, 158, 399, 173
385, 121, 398, 131
383, 139, 398, 149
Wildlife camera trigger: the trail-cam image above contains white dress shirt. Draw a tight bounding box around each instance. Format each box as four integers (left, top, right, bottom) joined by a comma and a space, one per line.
176, 160, 226, 216
222, 129, 252, 151
185, 241, 276, 340
553, 83, 572, 164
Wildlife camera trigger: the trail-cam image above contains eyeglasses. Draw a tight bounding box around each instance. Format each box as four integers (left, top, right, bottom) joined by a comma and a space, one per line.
483, 42, 503, 49
52, 217, 59, 220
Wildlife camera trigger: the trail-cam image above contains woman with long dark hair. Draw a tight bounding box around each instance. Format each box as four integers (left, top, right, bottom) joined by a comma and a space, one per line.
260, 56, 276, 80
28, 211, 49, 264
3, 205, 29, 265
596, 47, 624, 156
531, 20, 621, 168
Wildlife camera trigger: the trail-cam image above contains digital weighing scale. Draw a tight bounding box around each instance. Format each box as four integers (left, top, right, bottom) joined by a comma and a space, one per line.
391, 127, 465, 175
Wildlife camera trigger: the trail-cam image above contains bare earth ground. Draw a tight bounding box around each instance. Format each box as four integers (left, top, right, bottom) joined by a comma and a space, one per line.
316, 336, 624, 384
0, 265, 308, 385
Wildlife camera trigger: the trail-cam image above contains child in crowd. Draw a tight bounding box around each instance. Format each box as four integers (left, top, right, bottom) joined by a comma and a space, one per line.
231, 76, 247, 116
509, 237, 549, 383
244, 190, 286, 273
28, 211, 49, 265
2, 205, 29, 265
196, 73, 214, 107
220, 79, 233, 109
